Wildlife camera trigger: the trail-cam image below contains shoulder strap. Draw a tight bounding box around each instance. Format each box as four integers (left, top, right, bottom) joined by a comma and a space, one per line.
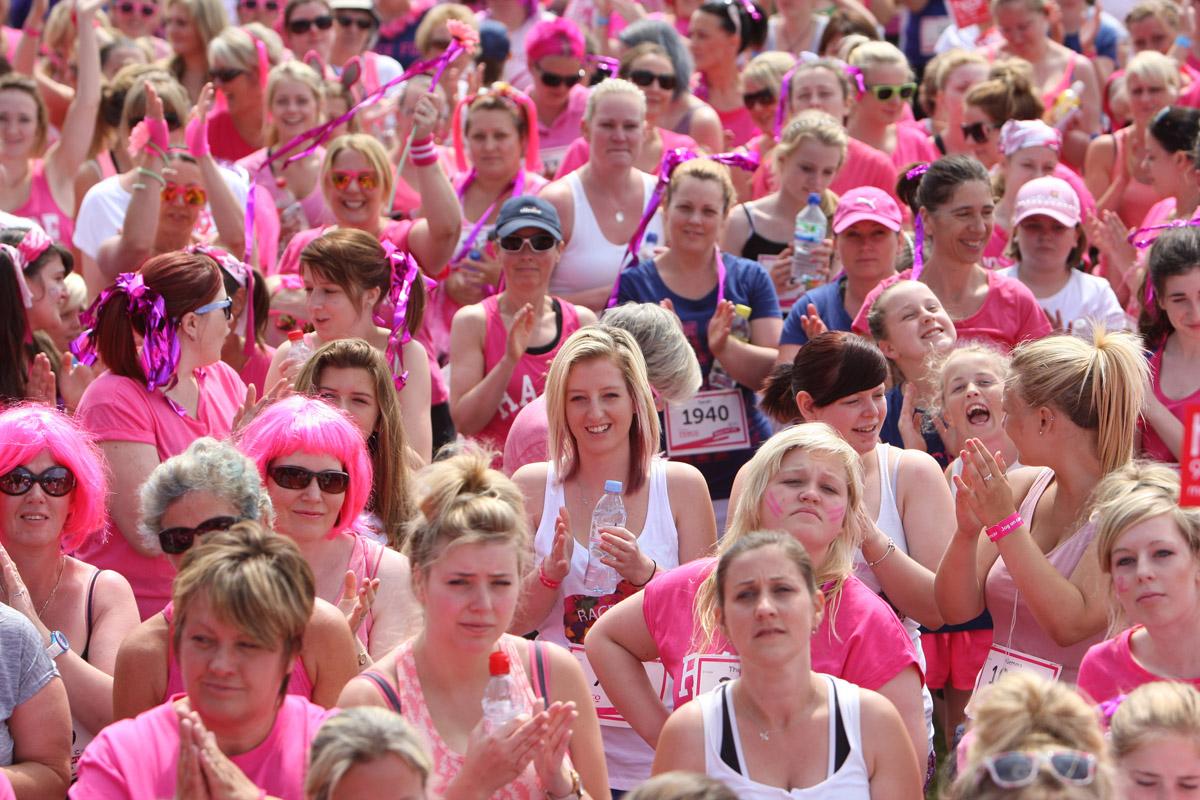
361, 670, 402, 713
530, 640, 551, 700
719, 684, 742, 773
831, 679, 851, 771
80, 568, 102, 662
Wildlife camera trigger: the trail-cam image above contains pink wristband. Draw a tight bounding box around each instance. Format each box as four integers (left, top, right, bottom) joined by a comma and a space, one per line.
986, 512, 1024, 543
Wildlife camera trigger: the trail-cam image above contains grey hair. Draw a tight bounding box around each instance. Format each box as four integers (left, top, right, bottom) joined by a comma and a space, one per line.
618, 18, 693, 100
138, 437, 274, 554
601, 304, 702, 404
305, 707, 432, 800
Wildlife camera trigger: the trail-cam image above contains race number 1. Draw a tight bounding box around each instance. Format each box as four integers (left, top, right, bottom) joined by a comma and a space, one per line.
1181, 404, 1200, 507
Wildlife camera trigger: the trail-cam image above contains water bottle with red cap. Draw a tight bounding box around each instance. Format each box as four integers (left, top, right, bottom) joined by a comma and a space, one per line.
482, 650, 518, 731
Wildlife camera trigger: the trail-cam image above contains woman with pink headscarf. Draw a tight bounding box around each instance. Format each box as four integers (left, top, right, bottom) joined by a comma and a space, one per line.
525, 16, 590, 178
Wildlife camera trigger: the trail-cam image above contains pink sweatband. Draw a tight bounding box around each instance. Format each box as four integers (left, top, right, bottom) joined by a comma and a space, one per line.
410, 136, 438, 167
986, 512, 1024, 543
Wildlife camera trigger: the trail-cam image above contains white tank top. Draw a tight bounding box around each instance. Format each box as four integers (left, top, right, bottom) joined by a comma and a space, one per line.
532, 459, 680, 788
550, 170, 663, 297
853, 444, 908, 595
699, 676, 871, 799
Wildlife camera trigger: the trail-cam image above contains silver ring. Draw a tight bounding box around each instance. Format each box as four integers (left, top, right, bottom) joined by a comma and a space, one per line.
984, 475, 994, 482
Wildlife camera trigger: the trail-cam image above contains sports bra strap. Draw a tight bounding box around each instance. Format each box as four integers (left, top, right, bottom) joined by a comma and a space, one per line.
530, 640, 550, 699
719, 684, 741, 773
80, 568, 102, 663
362, 670, 402, 713
831, 679, 850, 771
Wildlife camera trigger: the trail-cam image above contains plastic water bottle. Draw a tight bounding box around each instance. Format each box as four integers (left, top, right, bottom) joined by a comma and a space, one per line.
792, 193, 827, 290
638, 231, 660, 262
285, 330, 313, 373
583, 481, 626, 595
482, 651, 518, 731
1051, 81, 1084, 131
707, 304, 751, 390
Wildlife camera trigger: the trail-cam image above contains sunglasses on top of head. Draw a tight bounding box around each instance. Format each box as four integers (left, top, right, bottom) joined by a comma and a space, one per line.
158, 515, 242, 555
287, 14, 333, 34
0, 466, 76, 497
269, 465, 351, 494
976, 750, 1097, 790
537, 68, 584, 89
627, 69, 677, 91
866, 82, 917, 102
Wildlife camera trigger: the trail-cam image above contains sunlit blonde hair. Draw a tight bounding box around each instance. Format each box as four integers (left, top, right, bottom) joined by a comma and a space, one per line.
847, 40, 911, 79
265, 61, 324, 147
1110, 682, 1200, 761
322, 134, 395, 206
665, 158, 737, 215
742, 50, 795, 99
584, 77, 647, 123
774, 109, 848, 167
1125, 50, 1181, 90
306, 707, 432, 800
545, 326, 660, 494
695, 424, 865, 644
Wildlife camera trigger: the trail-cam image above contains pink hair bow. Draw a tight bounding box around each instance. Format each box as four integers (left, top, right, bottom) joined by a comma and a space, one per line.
906, 163, 930, 280
377, 242, 423, 390
16, 225, 52, 267
0, 244, 33, 310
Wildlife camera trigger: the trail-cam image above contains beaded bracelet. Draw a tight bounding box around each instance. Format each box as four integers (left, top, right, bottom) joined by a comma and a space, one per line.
538, 562, 562, 590
867, 538, 896, 568
986, 512, 1024, 543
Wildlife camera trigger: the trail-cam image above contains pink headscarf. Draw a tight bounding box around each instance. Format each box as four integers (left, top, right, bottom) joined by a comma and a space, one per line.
998, 120, 1062, 157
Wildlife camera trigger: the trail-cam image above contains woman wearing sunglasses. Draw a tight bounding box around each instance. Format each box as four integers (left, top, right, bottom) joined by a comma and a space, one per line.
112, 437, 360, 720
555, 42, 699, 178
75, 524, 338, 799
449, 195, 596, 453
687, 0, 767, 149
845, 42, 938, 172
203, 25, 284, 162
164, 0, 228, 104
73, 250, 246, 621
239, 394, 420, 663
0, 405, 139, 779
283, 0, 336, 67
111, 0, 165, 45
525, 17, 589, 179
238, 0, 281, 27
0, 0, 100, 251
945, 673, 1110, 799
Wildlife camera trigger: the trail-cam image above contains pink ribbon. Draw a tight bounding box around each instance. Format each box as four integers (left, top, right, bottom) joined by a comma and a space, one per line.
0, 244, 33, 310
906, 163, 930, 280
377, 242, 422, 389
588, 54, 619, 77
452, 168, 527, 269
1126, 216, 1200, 250
16, 225, 52, 267
1098, 694, 1126, 724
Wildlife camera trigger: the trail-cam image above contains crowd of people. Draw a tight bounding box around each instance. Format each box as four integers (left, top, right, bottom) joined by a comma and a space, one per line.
2, 0, 1200, 795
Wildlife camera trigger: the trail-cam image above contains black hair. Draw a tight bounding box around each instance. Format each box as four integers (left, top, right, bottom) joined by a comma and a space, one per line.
760, 331, 889, 423
696, 0, 767, 53
1141, 225, 1200, 348
895, 154, 991, 215
1150, 106, 1200, 155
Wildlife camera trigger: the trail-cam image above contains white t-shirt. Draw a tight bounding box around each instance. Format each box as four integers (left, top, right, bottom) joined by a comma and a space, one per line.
0, 211, 36, 230
73, 166, 250, 259
998, 265, 1130, 338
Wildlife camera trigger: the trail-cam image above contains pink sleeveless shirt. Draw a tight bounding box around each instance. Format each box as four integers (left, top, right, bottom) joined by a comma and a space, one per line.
14, 159, 73, 245
984, 468, 1102, 683
335, 533, 385, 648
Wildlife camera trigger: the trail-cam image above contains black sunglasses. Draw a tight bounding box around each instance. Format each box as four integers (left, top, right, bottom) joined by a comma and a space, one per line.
0, 466, 76, 497
239, 0, 280, 9
288, 14, 333, 34
158, 515, 241, 555
537, 69, 583, 89
336, 14, 373, 29
269, 465, 350, 494
743, 88, 775, 109
209, 68, 244, 84
499, 233, 557, 252
961, 121, 996, 144
117, 2, 157, 16
628, 69, 677, 91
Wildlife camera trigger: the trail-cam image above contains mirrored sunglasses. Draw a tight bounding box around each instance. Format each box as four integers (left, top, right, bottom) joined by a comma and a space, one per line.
0, 466, 76, 497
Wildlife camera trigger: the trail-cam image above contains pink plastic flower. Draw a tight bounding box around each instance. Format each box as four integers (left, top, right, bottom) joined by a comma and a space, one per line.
447, 19, 479, 50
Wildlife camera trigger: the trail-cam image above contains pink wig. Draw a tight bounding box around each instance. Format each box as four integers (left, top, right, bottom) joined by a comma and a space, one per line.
0, 404, 107, 551
235, 395, 372, 535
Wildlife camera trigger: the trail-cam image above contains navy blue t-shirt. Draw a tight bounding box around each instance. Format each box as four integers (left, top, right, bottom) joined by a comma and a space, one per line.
780, 275, 853, 347
880, 383, 949, 468
617, 253, 779, 499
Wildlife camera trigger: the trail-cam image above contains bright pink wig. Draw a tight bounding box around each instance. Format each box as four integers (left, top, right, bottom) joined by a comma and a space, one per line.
0, 404, 107, 550
235, 395, 372, 535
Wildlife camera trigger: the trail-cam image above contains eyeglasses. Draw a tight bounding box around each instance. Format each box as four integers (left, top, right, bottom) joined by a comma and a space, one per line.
0, 466, 76, 497
161, 182, 207, 207
499, 233, 557, 252
628, 69, 678, 91
336, 14, 374, 29
961, 121, 997, 144
537, 68, 584, 89
208, 67, 244, 84
976, 750, 1097, 789
866, 82, 917, 101
330, 170, 379, 191
158, 515, 241, 554
287, 14, 333, 34
194, 297, 233, 320
239, 0, 279, 10
743, 88, 775, 109
269, 465, 351, 494
117, 2, 157, 16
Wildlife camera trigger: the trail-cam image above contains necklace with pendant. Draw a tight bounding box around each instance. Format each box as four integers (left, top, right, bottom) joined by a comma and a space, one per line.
615, 210, 625, 223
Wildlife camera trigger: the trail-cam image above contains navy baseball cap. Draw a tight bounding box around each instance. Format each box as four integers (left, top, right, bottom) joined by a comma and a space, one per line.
494, 195, 563, 240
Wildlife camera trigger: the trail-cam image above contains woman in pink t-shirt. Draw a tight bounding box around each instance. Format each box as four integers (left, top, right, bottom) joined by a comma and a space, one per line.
1137, 226, 1200, 464
73, 250, 248, 620
204, 26, 284, 162
72, 524, 336, 800
1078, 462, 1200, 706
688, 0, 767, 149
586, 424, 928, 772
846, 42, 939, 173
448, 195, 597, 453
238, 395, 419, 663
111, 437, 360, 720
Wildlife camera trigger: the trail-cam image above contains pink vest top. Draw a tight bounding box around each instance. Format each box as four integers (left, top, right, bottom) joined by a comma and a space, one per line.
336, 533, 385, 648
14, 159, 73, 246
984, 468, 1101, 683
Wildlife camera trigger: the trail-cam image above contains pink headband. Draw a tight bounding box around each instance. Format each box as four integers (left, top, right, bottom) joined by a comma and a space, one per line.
17, 226, 52, 267
0, 244, 33, 310
451, 83, 541, 174
998, 119, 1062, 157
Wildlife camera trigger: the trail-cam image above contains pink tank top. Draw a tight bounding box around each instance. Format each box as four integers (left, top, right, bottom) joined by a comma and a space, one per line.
1111, 127, 1162, 229
387, 634, 557, 799
984, 468, 1101, 683
14, 159, 73, 245
335, 533, 385, 648
161, 602, 316, 699
473, 294, 580, 451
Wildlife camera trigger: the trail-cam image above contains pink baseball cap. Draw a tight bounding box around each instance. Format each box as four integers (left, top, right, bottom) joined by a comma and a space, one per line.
1013, 176, 1081, 228
832, 187, 903, 234
525, 17, 585, 64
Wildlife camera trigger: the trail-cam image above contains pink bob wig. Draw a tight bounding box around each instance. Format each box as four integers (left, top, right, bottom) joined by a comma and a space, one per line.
235, 395, 372, 534
0, 404, 108, 550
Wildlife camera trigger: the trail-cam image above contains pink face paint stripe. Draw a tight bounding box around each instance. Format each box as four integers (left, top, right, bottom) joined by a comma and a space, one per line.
764, 491, 785, 517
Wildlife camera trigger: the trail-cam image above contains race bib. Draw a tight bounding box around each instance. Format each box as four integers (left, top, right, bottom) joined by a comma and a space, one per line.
665, 390, 751, 456
570, 645, 670, 728
681, 652, 742, 700
968, 644, 1061, 715
1181, 404, 1200, 506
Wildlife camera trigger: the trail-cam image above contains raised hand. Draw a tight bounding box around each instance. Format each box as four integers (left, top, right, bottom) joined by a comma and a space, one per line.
24, 352, 55, 406
797, 302, 828, 341
505, 303, 537, 364
541, 506, 573, 585
338, 570, 379, 634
